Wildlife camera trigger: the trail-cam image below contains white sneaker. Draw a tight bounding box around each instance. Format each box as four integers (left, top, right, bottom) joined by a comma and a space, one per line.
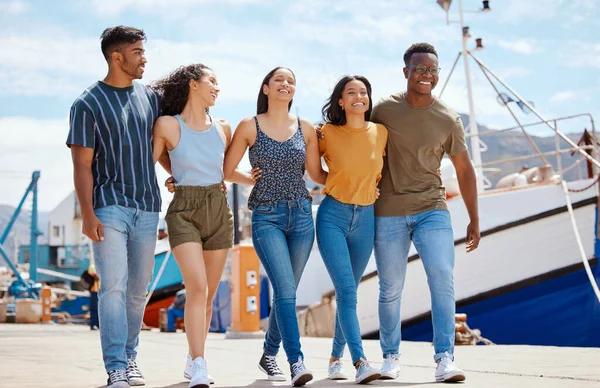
355, 358, 381, 384
189, 356, 210, 388
290, 356, 313, 386
435, 356, 466, 383
185, 354, 214, 384
328, 360, 348, 380
380, 354, 400, 380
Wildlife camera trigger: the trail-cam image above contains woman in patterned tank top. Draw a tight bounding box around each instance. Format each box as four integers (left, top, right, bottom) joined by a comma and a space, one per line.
224, 67, 327, 386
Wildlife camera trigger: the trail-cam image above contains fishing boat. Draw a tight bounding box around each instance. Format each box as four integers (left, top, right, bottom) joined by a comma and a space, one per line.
293, 0, 600, 347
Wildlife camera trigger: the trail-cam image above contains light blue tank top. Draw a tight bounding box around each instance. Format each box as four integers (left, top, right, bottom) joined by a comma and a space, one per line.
168, 114, 225, 186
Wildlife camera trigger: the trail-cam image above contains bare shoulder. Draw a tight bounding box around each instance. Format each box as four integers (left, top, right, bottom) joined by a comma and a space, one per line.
216, 118, 230, 127
154, 115, 179, 134
300, 118, 316, 141
215, 118, 231, 134
235, 116, 257, 134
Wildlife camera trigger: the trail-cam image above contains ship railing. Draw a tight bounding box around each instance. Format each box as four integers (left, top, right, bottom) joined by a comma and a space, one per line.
464, 112, 599, 183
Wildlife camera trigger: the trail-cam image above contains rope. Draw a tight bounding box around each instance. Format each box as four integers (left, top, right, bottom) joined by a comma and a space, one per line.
455, 320, 494, 345
567, 174, 600, 193
146, 250, 172, 305
561, 180, 600, 303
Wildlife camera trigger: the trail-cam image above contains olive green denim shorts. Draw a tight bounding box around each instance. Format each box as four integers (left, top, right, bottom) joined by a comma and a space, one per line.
165, 185, 234, 250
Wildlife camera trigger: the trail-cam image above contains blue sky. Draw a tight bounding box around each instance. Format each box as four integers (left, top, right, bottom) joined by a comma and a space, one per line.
0, 0, 598, 210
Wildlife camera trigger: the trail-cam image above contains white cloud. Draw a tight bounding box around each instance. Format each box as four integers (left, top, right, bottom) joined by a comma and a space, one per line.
0, 0, 28, 15
561, 42, 600, 69
497, 66, 533, 79
497, 39, 535, 55
0, 117, 74, 210
89, 0, 264, 16
499, 0, 563, 21
550, 91, 576, 103
0, 34, 104, 97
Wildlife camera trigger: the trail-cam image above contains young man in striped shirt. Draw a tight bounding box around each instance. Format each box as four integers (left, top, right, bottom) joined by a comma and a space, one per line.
66, 26, 162, 388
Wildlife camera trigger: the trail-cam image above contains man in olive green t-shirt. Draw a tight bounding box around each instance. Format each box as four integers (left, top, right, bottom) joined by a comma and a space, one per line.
371, 43, 480, 383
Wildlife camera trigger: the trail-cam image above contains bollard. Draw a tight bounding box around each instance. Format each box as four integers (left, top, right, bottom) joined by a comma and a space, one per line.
41, 286, 52, 323
226, 244, 264, 338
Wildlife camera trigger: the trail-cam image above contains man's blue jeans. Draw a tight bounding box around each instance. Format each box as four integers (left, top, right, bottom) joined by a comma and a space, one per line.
251, 198, 314, 364
316, 195, 374, 364
93, 205, 158, 372
374, 210, 456, 362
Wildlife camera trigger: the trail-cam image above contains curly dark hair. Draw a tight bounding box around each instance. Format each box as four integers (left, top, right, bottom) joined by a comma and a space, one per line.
100, 26, 146, 60
322, 75, 373, 126
257, 67, 295, 115
403, 43, 438, 66
151, 64, 212, 116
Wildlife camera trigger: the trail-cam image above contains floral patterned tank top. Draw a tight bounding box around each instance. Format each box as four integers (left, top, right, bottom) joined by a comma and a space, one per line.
247, 116, 312, 210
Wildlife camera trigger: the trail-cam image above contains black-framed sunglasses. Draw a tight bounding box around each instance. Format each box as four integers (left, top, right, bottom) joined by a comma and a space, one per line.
407, 64, 441, 75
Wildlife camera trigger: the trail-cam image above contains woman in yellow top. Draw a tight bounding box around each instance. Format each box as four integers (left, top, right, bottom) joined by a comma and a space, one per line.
317, 75, 387, 384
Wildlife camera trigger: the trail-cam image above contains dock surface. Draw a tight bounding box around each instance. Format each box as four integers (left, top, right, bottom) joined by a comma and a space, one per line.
1, 324, 599, 387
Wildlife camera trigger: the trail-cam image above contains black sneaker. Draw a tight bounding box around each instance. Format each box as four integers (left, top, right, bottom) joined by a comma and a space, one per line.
107, 369, 129, 388
258, 352, 286, 381
290, 356, 313, 387
126, 358, 146, 386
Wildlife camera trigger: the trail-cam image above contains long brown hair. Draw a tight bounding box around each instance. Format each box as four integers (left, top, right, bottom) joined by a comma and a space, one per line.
256, 67, 296, 115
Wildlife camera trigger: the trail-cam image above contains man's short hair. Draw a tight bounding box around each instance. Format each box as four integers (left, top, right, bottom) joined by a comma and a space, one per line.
403, 43, 438, 66
100, 25, 146, 60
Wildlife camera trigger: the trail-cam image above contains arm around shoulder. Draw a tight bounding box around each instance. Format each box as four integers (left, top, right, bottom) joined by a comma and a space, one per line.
223, 117, 255, 180
302, 119, 328, 185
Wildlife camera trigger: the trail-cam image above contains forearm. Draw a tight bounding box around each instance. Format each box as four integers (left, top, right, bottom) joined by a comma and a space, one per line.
73, 164, 95, 218
226, 169, 255, 185
309, 170, 328, 186
158, 151, 172, 175
457, 169, 479, 223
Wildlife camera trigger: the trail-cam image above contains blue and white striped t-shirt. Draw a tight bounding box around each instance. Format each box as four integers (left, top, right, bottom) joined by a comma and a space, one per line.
66, 81, 162, 212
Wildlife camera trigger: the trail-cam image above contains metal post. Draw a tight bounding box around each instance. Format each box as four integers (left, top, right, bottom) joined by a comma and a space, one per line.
232, 183, 240, 245
554, 120, 563, 178
458, 0, 484, 192
0, 178, 35, 244
591, 116, 598, 176
29, 171, 40, 283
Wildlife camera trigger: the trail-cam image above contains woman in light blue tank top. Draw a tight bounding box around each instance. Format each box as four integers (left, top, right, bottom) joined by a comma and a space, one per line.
152, 64, 256, 388
223, 67, 327, 386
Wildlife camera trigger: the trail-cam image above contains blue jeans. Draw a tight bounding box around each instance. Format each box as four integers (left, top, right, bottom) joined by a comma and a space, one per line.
167, 306, 185, 331
316, 195, 374, 364
374, 210, 455, 362
93, 205, 158, 372
252, 198, 314, 364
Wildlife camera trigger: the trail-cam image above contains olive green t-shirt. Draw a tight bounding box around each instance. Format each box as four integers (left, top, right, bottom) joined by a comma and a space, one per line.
371, 92, 467, 216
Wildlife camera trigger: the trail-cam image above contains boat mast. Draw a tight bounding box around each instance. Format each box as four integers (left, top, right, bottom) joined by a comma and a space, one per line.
457, 0, 484, 192
438, 0, 490, 191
